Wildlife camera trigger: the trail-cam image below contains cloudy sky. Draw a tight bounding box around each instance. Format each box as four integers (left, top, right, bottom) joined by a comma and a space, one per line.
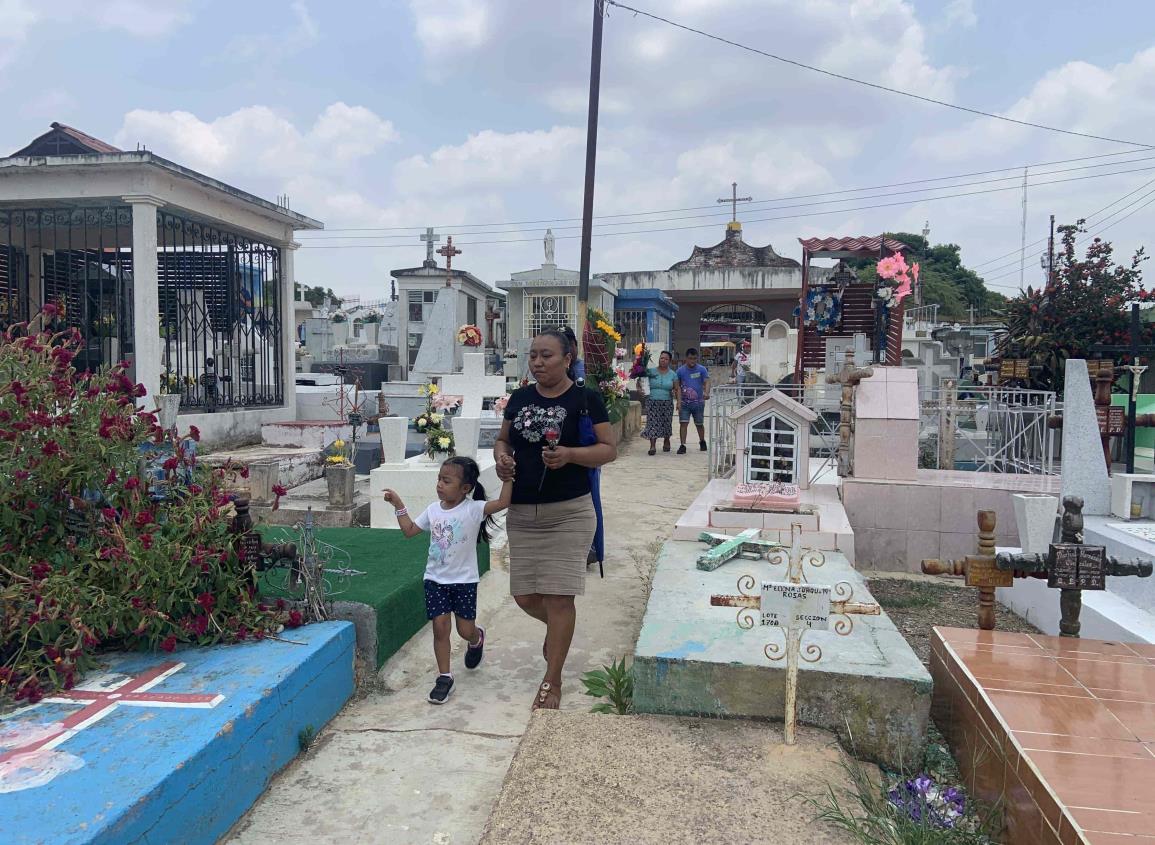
3, 0, 1154, 302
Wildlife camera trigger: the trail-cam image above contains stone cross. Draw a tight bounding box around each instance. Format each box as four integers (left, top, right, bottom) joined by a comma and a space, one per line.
437, 236, 462, 287
420, 227, 440, 265
440, 351, 508, 418
717, 181, 752, 224
696, 529, 782, 571
825, 342, 873, 477
709, 525, 880, 745
996, 495, 1153, 637
922, 510, 1011, 630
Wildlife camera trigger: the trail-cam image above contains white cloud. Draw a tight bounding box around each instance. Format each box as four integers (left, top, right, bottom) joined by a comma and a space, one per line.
0, 0, 191, 70
409, 0, 491, 58
942, 0, 977, 29
918, 47, 1155, 162
223, 1, 319, 65
393, 127, 585, 194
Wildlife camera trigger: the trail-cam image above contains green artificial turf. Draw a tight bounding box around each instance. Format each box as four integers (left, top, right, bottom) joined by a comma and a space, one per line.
257, 526, 490, 668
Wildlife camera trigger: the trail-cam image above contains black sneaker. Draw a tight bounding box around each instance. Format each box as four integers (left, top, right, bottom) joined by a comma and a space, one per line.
428, 674, 454, 704
699, 440, 708, 451
677, 444, 687, 455
465, 627, 485, 670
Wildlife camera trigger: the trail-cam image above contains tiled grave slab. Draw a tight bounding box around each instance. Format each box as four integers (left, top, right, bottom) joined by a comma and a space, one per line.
931, 626, 1155, 845
0, 622, 355, 845
632, 540, 931, 768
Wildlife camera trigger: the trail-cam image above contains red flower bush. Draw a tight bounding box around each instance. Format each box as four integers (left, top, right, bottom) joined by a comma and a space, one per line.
0, 314, 280, 703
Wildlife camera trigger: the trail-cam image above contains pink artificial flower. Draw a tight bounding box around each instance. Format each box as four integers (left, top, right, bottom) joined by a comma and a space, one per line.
911, 262, 920, 284
876, 253, 910, 281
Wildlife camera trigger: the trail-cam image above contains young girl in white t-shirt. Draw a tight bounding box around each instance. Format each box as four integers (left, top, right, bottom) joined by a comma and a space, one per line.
384, 457, 513, 705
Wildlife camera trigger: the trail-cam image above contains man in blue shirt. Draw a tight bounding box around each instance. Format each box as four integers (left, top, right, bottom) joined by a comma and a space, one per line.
675, 347, 711, 455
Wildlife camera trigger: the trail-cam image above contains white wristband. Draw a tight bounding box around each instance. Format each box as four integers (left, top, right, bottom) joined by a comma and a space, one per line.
394, 507, 408, 517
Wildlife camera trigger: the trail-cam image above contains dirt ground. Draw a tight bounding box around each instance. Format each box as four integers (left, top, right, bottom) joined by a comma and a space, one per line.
865, 575, 1041, 668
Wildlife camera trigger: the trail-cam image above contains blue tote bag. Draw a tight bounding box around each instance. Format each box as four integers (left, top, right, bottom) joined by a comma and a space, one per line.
577, 388, 605, 577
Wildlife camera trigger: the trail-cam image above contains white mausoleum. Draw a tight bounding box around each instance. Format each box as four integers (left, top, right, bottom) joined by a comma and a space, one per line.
0, 123, 322, 447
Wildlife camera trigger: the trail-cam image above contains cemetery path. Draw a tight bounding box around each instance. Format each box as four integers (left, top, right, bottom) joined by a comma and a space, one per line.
225, 437, 707, 845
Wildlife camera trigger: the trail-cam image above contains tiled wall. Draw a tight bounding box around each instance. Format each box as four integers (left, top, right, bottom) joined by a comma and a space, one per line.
843, 471, 1059, 572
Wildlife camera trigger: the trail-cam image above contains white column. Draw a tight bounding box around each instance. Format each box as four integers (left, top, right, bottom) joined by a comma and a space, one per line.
281, 242, 300, 420
125, 196, 163, 407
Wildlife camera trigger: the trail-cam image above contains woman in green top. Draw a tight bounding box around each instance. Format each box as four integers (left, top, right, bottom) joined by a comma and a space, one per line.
641, 350, 678, 456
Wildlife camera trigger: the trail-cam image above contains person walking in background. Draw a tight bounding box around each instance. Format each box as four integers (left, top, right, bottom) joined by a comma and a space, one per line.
676, 347, 711, 455
384, 457, 513, 705
733, 341, 751, 386
641, 350, 677, 456
493, 327, 617, 710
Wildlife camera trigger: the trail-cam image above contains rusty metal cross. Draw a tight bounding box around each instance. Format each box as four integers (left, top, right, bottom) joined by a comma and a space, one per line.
717, 181, 752, 224
709, 524, 880, 745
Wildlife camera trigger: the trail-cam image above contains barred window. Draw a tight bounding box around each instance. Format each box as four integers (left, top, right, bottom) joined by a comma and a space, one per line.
524, 293, 576, 336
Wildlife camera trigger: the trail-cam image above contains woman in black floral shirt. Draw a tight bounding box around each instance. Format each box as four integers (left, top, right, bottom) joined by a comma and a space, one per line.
494, 328, 617, 710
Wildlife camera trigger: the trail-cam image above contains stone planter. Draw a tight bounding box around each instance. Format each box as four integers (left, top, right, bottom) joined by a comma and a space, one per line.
157, 392, 181, 431
325, 465, 356, 508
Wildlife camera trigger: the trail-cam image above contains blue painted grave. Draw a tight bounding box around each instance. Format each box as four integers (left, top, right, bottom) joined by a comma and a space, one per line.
0, 621, 355, 845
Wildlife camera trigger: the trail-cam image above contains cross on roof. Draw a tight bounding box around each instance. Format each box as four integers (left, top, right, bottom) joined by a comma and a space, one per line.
717, 181, 753, 223
437, 236, 462, 287
420, 227, 440, 265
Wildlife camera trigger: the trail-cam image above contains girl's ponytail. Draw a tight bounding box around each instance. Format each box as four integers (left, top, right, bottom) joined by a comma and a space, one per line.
443, 456, 497, 544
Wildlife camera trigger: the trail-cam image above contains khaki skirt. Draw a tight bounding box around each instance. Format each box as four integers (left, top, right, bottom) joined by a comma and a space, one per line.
507, 494, 597, 596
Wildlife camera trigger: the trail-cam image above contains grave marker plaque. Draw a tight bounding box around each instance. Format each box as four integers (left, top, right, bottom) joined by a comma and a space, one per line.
761, 582, 831, 630
1095, 406, 1126, 436
1046, 543, 1107, 590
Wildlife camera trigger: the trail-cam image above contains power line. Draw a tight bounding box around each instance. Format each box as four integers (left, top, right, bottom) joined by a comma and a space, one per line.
968, 177, 1155, 270
302, 155, 1155, 242
299, 163, 1155, 250
981, 188, 1155, 289
603, 0, 1154, 150
301, 149, 1155, 236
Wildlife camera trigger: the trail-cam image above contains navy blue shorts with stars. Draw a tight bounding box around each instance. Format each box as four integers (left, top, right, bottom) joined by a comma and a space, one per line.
424, 580, 478, 621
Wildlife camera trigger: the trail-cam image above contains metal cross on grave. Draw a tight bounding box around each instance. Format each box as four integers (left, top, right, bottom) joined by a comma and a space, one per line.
1089, 303, 1155, 473
709, 524, 880, 745
437, 236, 462, 288
439, 352, 508, 418
996, 495, 1153, 638
420, 226, 441, 266
717, 182, 752, 225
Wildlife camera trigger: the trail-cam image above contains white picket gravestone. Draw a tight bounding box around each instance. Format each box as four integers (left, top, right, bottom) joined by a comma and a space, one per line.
441, 353, 508, 418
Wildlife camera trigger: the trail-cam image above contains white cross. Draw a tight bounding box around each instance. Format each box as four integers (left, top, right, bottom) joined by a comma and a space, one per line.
851, 333, 871, 367
439, 352, 507, 418
420, 227, 440, 263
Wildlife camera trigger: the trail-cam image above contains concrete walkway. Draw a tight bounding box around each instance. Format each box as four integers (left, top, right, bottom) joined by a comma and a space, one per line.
225, 436, 708, 845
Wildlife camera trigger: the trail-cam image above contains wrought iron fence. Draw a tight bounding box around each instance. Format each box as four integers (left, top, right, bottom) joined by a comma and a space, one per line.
706, 379, 1058, 481
707, 383, 841, 482
0, 205, 133, 370
917, 384, 1057, 474
157, 211, 284, 410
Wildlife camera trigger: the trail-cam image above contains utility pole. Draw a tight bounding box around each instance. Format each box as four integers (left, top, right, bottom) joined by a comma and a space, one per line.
1019, 167, 1028, 292
577, 0, 606, 359
919, 220, 930, 307
1047, 214, 1055, 289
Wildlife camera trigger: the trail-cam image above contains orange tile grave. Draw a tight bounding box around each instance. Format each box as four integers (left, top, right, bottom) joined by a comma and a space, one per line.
931, 627, 1155, 845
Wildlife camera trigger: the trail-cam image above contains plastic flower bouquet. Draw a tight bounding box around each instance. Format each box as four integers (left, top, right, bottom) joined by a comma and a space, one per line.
456, 324, 483, 347
426, 428, 455, 458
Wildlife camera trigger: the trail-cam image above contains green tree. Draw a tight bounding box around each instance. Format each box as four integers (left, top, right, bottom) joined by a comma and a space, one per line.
296, 284, 342, 309
850, 232, 1006, 320
999, 221, 1150, 390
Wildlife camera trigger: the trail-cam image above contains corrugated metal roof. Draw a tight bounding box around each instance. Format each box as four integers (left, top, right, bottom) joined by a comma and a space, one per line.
798, 236, 910, 256
8, 123, 122, 157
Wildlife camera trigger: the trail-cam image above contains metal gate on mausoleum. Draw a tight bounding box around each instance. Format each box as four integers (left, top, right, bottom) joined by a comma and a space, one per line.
0, 204, 283, 411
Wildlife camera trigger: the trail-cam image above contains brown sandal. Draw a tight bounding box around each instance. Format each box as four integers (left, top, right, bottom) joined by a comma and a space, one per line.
532, 679, 561, 711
